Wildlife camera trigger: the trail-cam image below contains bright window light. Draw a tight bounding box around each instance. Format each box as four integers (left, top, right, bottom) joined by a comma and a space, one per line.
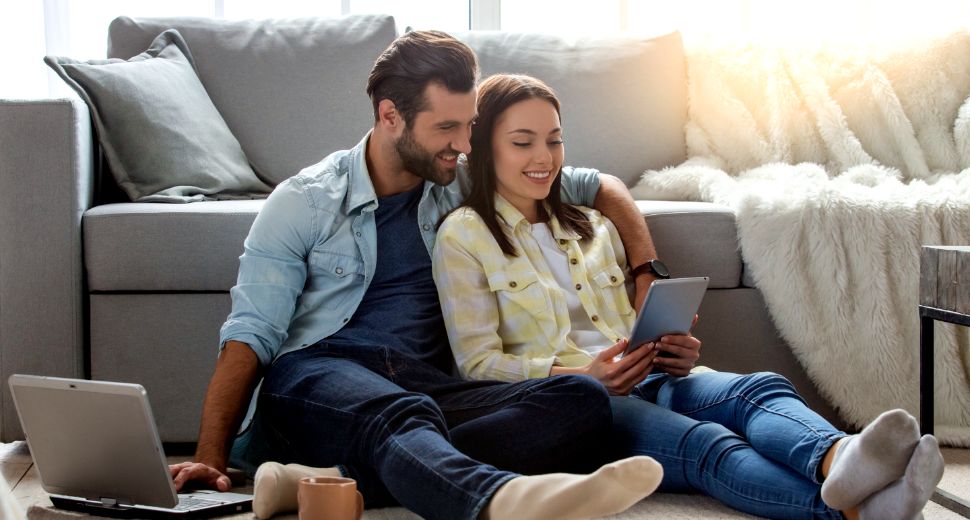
501, 0, 622, 35
353, 0, 468, 32
4, 0, 970, 99
221, 0, 341, 20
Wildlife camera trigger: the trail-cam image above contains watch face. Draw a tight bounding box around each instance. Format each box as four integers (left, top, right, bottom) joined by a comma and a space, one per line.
650, 259, 670, 278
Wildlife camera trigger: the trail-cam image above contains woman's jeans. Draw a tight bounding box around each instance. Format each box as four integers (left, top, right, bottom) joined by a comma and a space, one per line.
247, 342, 613, 520
613, 371, 847, 520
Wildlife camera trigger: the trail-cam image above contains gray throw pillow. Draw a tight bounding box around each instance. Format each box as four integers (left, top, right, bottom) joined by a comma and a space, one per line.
45, 29, 271, 202
106, 15, 398, 186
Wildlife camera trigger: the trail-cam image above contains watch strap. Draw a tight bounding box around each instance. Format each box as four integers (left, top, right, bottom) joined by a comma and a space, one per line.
631, 260, 667, 279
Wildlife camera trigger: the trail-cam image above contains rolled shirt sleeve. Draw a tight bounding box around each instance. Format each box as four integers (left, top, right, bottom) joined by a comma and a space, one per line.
219, 179, 314, 366
559, 166, 601, 207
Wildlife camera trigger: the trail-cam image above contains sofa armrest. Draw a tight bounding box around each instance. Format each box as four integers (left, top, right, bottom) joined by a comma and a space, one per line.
0, 98, 94, 441
637, 200, 742, 288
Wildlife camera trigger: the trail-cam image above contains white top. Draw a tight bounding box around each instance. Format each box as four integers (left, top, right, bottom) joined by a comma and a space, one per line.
532, 223, 611, 355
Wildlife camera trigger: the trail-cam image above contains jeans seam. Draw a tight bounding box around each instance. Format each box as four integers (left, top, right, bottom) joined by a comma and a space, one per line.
680, 389, 843, 483
699, 469, 839, 518
470, 473, 518, 520
266, 391, 497, 519
376, 414, 511, 520
436, 384, 546, 413
263, 390, 365, 422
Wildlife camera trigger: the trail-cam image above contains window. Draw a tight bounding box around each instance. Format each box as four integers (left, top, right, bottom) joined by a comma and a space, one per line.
4, 0, 970, 98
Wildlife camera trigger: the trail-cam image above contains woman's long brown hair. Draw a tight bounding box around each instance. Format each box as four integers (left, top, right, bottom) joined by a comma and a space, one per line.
460, 74, 592, 256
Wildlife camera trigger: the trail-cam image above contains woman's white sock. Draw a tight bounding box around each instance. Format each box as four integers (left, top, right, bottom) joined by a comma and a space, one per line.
821, 409, 919, 509
859, 435, 944, 520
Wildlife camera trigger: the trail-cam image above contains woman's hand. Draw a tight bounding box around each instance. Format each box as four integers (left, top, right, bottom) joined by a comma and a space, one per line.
652, 315, 702, 376
585, 338, 657, 395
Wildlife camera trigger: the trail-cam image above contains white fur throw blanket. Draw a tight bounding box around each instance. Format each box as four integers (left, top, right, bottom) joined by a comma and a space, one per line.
631, 33, 970, 446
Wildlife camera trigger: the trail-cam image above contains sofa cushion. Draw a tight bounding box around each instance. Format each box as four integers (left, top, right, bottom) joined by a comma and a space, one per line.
83, 201, 262, 291
456, 30, 688, 186
45, 30, 270, 203
107, 15, 398, 186
637, 201, 741, 289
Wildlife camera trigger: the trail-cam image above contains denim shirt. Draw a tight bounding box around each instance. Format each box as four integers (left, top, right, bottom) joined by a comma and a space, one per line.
219, 132, 602, 367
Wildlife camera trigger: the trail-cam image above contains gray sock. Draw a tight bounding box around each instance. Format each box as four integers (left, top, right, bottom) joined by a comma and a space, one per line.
821, 409, 920, 509
859, 435, 944, 520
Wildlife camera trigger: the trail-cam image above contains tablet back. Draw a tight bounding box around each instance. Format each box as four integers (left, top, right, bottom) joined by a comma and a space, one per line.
627, 277, 709, 352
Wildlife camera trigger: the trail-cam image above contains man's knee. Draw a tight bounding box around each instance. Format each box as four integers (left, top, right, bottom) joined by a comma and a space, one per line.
546, 374, 611, 420
376, 392, 449, 433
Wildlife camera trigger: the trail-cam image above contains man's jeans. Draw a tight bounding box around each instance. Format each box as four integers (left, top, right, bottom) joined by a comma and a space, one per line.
612, 371, 847, 520
250, 342, 612, 520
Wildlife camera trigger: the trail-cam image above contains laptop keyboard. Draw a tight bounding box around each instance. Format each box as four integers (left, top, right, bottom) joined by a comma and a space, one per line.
174, 496, 223, 511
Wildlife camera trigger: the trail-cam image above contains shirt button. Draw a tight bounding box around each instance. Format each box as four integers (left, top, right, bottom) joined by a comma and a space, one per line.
570, 258, 578, 265
575, 283, 582, 290
509, 281, 518, 288
355, 231, 361, 237
559, 239, 566, 245
591, 315, 599, 322
335, 267, 343, 275
610, 276, 618, 283
423, 223, 431, 231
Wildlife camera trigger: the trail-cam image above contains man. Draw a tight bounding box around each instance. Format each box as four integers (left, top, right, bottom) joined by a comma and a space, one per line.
169, 30, 672, 520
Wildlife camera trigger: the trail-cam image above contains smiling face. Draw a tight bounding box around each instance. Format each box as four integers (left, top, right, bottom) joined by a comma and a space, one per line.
395, 81, 477, 186
490, 97, 564, 219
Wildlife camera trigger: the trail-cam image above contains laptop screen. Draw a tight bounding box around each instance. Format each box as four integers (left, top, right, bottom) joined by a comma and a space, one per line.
9, 375, 179, 508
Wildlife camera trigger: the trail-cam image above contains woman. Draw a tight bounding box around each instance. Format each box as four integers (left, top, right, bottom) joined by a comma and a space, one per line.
432, 73, 944, 520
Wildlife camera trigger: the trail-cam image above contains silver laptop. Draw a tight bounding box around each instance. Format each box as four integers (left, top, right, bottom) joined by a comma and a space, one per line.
8, 374, 251, 519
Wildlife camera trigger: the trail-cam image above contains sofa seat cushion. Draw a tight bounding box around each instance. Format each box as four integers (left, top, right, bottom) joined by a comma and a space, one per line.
84, 200, 742, 291
84, 200, 262, 291
637, 201, 741, 289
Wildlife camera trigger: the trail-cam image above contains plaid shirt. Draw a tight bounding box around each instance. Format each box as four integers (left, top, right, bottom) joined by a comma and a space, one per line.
432, 195, 635, 382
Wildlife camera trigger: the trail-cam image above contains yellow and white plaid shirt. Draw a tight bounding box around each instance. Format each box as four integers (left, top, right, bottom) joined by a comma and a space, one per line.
432, 195, 636, 382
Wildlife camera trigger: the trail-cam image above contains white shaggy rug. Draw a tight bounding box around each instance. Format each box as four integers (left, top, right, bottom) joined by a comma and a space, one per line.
632, 32, 970, 445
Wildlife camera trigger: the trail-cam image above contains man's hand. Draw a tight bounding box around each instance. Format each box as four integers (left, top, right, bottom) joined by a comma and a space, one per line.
169, 461, 232, 492
652, 315, 702, 377
584, 339, 657, 395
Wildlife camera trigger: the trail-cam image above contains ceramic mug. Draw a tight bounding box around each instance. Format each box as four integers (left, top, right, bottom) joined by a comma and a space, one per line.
297, 476, 364, 520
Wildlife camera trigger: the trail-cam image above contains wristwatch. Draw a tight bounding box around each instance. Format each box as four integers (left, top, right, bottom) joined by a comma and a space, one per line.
631, 259, 670, 279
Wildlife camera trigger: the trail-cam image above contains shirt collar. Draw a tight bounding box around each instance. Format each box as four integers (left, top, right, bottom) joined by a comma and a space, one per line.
493, 194, 582, 241
345, 131, 379, 212
346, 131, 446, 213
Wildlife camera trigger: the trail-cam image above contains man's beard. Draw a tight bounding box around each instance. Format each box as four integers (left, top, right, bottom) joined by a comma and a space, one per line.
395, 126, 457, 186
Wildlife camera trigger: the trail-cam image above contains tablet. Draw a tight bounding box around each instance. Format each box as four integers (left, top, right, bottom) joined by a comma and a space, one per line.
624, 277, 709, 355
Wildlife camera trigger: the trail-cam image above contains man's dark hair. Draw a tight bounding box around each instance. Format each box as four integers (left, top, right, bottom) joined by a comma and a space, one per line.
366, 30, 479, 127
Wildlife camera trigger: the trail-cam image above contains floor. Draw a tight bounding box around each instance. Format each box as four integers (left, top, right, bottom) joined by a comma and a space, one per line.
3, 441, 969, 519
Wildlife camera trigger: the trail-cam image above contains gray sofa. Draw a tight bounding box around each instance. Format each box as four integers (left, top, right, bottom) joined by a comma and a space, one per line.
0, 13, 842, 443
